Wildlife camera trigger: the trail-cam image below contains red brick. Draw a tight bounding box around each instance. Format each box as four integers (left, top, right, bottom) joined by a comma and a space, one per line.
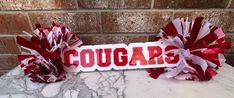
28, 12, 101, 33
0, 13, 32, 35
154, 0, 229, 9
0, 37, 20, 54
78, 34, 148, 45
0, 0, 77, 10
0, 55, 18, 70
102, 11, 173, 33
78, 0, 151, 9
174, 11, 234, 33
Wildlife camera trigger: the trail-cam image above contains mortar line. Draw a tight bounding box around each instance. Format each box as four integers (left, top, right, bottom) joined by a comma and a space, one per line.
74, 0, 79, 9
76, 33, 155, 36
0, 35, 30, 37
99, 12, 103, 33
0, 33, 155, 37
226, 33, 234, 36
0, 54, 17, 56
171, 11, 175, 21
1, 32, 233, 37
25, 12, 34, 31
0, 70, 11, 72
151, 0, 155, 9
0, 9, 233, 13
146, 34, 150, 41
13, 36, 22, 53
227, 0, 233, 8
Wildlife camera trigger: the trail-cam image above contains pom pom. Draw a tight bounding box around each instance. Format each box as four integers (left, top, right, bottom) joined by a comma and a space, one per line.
148, 17, 231, 81
17, 23, 82, 83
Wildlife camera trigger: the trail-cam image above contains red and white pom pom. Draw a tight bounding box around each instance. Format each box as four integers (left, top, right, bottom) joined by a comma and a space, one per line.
147, 17, 231, 81
17, 23, 82, 83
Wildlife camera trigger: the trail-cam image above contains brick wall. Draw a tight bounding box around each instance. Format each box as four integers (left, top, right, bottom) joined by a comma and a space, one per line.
0, 0, 234, 75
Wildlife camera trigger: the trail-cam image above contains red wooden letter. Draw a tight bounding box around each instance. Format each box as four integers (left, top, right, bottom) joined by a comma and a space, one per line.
114, 48, 128, 66
165, 45, 179, 64
130, 47, 147, 66
80, 49, 95, 68
64, 49, 79, 67
96, 48, 112, 67
147, 46, 164, 64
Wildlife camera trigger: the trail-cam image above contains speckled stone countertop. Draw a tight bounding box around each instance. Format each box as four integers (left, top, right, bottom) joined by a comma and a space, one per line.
0, 63, 233, 98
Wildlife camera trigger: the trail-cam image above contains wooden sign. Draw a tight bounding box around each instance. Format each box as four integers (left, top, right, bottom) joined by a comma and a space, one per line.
62, 41, 181, 72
